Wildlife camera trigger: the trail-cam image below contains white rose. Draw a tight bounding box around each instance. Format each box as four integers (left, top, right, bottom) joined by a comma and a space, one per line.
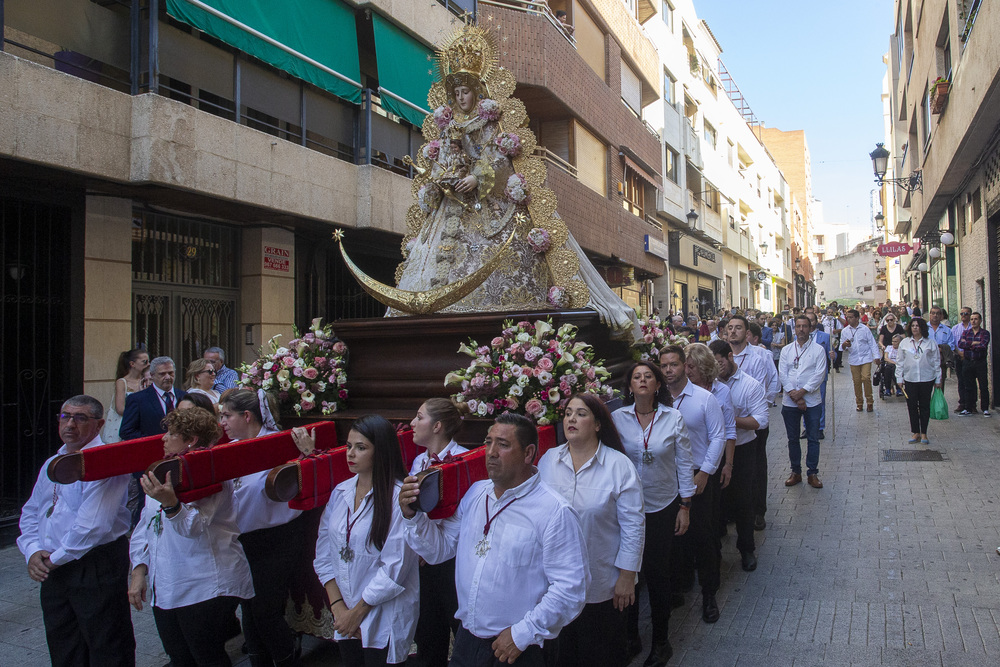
517, 375, 530, 387
509, 385, 523, 397
293, 358, 306, 368
276, 347, 289, 356
517, 332, 531, 342
263, 361, 274, 371
537, 371, 553, 384
476, 402, 488, 416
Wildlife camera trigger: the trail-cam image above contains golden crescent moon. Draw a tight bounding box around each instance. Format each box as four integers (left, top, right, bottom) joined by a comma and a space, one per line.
335, 230, 516, 315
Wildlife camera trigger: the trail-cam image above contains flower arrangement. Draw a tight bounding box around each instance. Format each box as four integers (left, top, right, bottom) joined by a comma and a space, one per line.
422, 139, 442, 161
526, 227, 551, 254
494, 132, 522, 158
547, 286, 568, 308
417, 183, 442, 213
433, 105, 453, 130
505, 173, 529, 204
477, 98, 501, 121
238, 318, 348, 416
630, 316, 689, 361
446, 319, 615, 425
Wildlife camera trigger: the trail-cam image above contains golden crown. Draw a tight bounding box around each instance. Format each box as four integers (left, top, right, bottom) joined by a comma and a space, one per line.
436, 24, 499, 93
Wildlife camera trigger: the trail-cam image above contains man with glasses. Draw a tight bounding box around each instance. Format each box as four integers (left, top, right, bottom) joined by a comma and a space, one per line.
18, 396, 135, 667
204, 346, 239, 392
952, 308, 974, 414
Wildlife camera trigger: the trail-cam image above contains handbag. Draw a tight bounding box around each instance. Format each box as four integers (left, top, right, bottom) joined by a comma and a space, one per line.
929, 387, 949, 420
872, 369, 882, 386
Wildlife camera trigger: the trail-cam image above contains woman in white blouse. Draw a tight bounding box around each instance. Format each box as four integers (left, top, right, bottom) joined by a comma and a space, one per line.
219, 389, 304, 667
313, 414, 419, 666
407, 398, 467, 667
128, 408, 253, 667
895, 317, 942, 444
539, 392, 644, 667
611, 362, 694, 667
184, 359, 220, 405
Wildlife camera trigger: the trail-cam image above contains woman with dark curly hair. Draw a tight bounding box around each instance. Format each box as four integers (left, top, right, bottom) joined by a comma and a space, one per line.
895, 317, 942, 445
128, 408, 253, 667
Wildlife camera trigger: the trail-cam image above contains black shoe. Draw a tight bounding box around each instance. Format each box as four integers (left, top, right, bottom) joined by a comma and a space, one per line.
668, 592, 685, 609
819, 430, 825, 440
643, 641, 674, 667
702, 593, 720, 623
754, 514, 766, 531
741, 550, 757, 572
625, 638, 642, 664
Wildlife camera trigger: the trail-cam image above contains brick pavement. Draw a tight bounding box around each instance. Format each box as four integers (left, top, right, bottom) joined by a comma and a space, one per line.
2, 371, 998, 666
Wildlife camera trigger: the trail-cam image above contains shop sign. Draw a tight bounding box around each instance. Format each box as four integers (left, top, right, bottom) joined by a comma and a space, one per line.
877, 241, 919, 257
263, 245, 291, 273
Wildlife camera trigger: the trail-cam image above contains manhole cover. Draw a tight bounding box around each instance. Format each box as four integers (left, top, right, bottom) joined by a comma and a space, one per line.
881, 449, 944, 462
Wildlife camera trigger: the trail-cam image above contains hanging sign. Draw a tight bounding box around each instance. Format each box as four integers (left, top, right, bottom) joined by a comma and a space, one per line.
877, 242, 913, 258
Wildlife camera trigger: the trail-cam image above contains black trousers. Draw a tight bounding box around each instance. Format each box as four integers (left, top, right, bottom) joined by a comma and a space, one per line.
752, 427, 769, 517
449, 625, 545, 667
955, 357, 969, 410
39, 536, 135, 667
726, 441, 756, 554
904, 380, 934, 435
625, 499, 680, 651
544, 599, 627, 667
239, 515, 305, 663
964, 358, 991, 412
410, 558, 459, 667
153, 595, 242, 667
339, 639, 390, 666
670, 470, 721, 596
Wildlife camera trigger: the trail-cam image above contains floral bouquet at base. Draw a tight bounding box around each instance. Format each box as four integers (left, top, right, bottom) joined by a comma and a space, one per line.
445, 318, 616, 426
631, 315, 689, 361
238, 317, 348, 416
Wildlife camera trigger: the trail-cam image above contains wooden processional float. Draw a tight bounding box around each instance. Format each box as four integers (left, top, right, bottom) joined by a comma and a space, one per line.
46, 421, 558, 516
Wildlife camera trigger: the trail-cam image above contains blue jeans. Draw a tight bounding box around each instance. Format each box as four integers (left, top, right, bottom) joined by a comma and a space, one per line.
782, 405, 821, 476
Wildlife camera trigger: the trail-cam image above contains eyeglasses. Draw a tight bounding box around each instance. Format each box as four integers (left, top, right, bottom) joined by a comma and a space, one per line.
201, 369, 217, 375
57, 412, 94, 424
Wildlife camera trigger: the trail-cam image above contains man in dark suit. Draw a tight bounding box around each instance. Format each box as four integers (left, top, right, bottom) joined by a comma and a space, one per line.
119, 357, 186, 440
119, 356, 185, 527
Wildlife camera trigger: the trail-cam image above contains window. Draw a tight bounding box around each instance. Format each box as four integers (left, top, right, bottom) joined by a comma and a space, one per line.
622, 166, 646, 219
665, 147, 679, 183
621, 61, 642, 116
704, 121, 717, 149
729, 215, 736, 230
971, 187, 982, 221
662, 1, 674, 31
663, 68, 676, 106
764, 283, 770, 300
701, 183, 720, 212
575, 122, 607, 197
921, 90, 932, 147
727, 140, 735, 168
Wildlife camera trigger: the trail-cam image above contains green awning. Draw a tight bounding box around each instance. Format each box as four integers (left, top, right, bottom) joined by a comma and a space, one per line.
371, 13, 432, 126
165, 0, 362, 104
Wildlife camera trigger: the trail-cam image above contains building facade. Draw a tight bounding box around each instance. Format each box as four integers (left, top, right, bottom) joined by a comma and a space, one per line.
883, 0, 997, 405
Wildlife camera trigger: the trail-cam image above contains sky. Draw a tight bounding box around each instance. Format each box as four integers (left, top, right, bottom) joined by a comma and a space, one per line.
694, 0, 896, 238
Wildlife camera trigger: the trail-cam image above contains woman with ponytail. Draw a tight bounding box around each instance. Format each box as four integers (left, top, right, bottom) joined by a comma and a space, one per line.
102, 348, 149, 443
219, 389, 304, 667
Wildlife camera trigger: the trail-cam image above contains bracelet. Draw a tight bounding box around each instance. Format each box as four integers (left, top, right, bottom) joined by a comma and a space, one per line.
161, 502, 181, 514
679, 499, 692, 509
329, 598, 344, 610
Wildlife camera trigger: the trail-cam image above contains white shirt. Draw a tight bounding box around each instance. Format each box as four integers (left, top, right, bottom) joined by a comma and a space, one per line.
538, 444, 644, 603
895, 337, 942, 384
154, 385, 177, 412
839, 325, 881, 366
611, 404, 695, 510
18, 436, 130, 566
409, 440, 470, 475
733, 343, 780, 403
233, 426, 302, 533
779, 339, 829, 408
314, 477, 418, 663
886, 346, 899, 363
709, 380, 738, 443
404, 473, 588, 651
129, 480, 254, 609
668, 380, 726, 475
723, 370, 769, 445
952, 321, 971, 350
187, 387, 220, 404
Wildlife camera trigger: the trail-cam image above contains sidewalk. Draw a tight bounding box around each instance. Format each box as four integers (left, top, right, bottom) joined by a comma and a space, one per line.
637, 370, 1000, 666
2, 372, 998, 666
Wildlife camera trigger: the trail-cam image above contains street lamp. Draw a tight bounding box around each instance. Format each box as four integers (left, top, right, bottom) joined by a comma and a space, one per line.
870, 143, 922, 192
818, 271, 824, 280
686, 208, 699, 231
940, 231, 955, 245
875, 212, 885, 229
759, 241, 769, 254
794, 257, 801, 271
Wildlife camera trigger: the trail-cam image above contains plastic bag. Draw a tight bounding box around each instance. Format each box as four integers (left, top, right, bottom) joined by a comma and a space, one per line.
929, 387, 949, 420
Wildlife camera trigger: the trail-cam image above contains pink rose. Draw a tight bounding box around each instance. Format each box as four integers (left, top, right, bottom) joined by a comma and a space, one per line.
491, 336, 505, 348
644, 333, 655, 343
537, 357, 554, 372
300, 401, 315, 412
332, 341, 347, 355
525, 398, 544, 417
283, 356, 296, 367
292, 367, 304, 377
304, 367, 319, 380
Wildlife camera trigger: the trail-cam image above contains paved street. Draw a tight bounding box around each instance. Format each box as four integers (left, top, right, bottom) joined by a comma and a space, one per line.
2, 370, 999, 666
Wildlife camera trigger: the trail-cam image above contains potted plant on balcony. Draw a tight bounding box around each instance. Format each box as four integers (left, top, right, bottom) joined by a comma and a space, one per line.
930, 76, 950, 114
689, 52, 700, 74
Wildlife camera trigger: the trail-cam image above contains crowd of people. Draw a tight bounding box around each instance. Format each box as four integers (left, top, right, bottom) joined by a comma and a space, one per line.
16, 299, 993, 667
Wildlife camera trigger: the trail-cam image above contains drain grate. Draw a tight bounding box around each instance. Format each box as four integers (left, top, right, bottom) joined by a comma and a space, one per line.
881, 449, 944, 462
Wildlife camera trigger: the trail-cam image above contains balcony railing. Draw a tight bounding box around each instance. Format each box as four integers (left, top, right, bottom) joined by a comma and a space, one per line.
533, 147, 578, 179
480, 0, 576, 47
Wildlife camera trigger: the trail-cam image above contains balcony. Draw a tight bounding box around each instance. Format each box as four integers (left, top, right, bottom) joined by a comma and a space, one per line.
684, 121, 703, 169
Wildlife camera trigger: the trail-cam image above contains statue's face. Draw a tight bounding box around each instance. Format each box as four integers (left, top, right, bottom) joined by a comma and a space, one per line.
454, 85, 476, 112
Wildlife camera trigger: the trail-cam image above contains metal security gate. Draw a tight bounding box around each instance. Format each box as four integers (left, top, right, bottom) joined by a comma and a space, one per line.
0, 195, 80, 531
131, 211, 239, 372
